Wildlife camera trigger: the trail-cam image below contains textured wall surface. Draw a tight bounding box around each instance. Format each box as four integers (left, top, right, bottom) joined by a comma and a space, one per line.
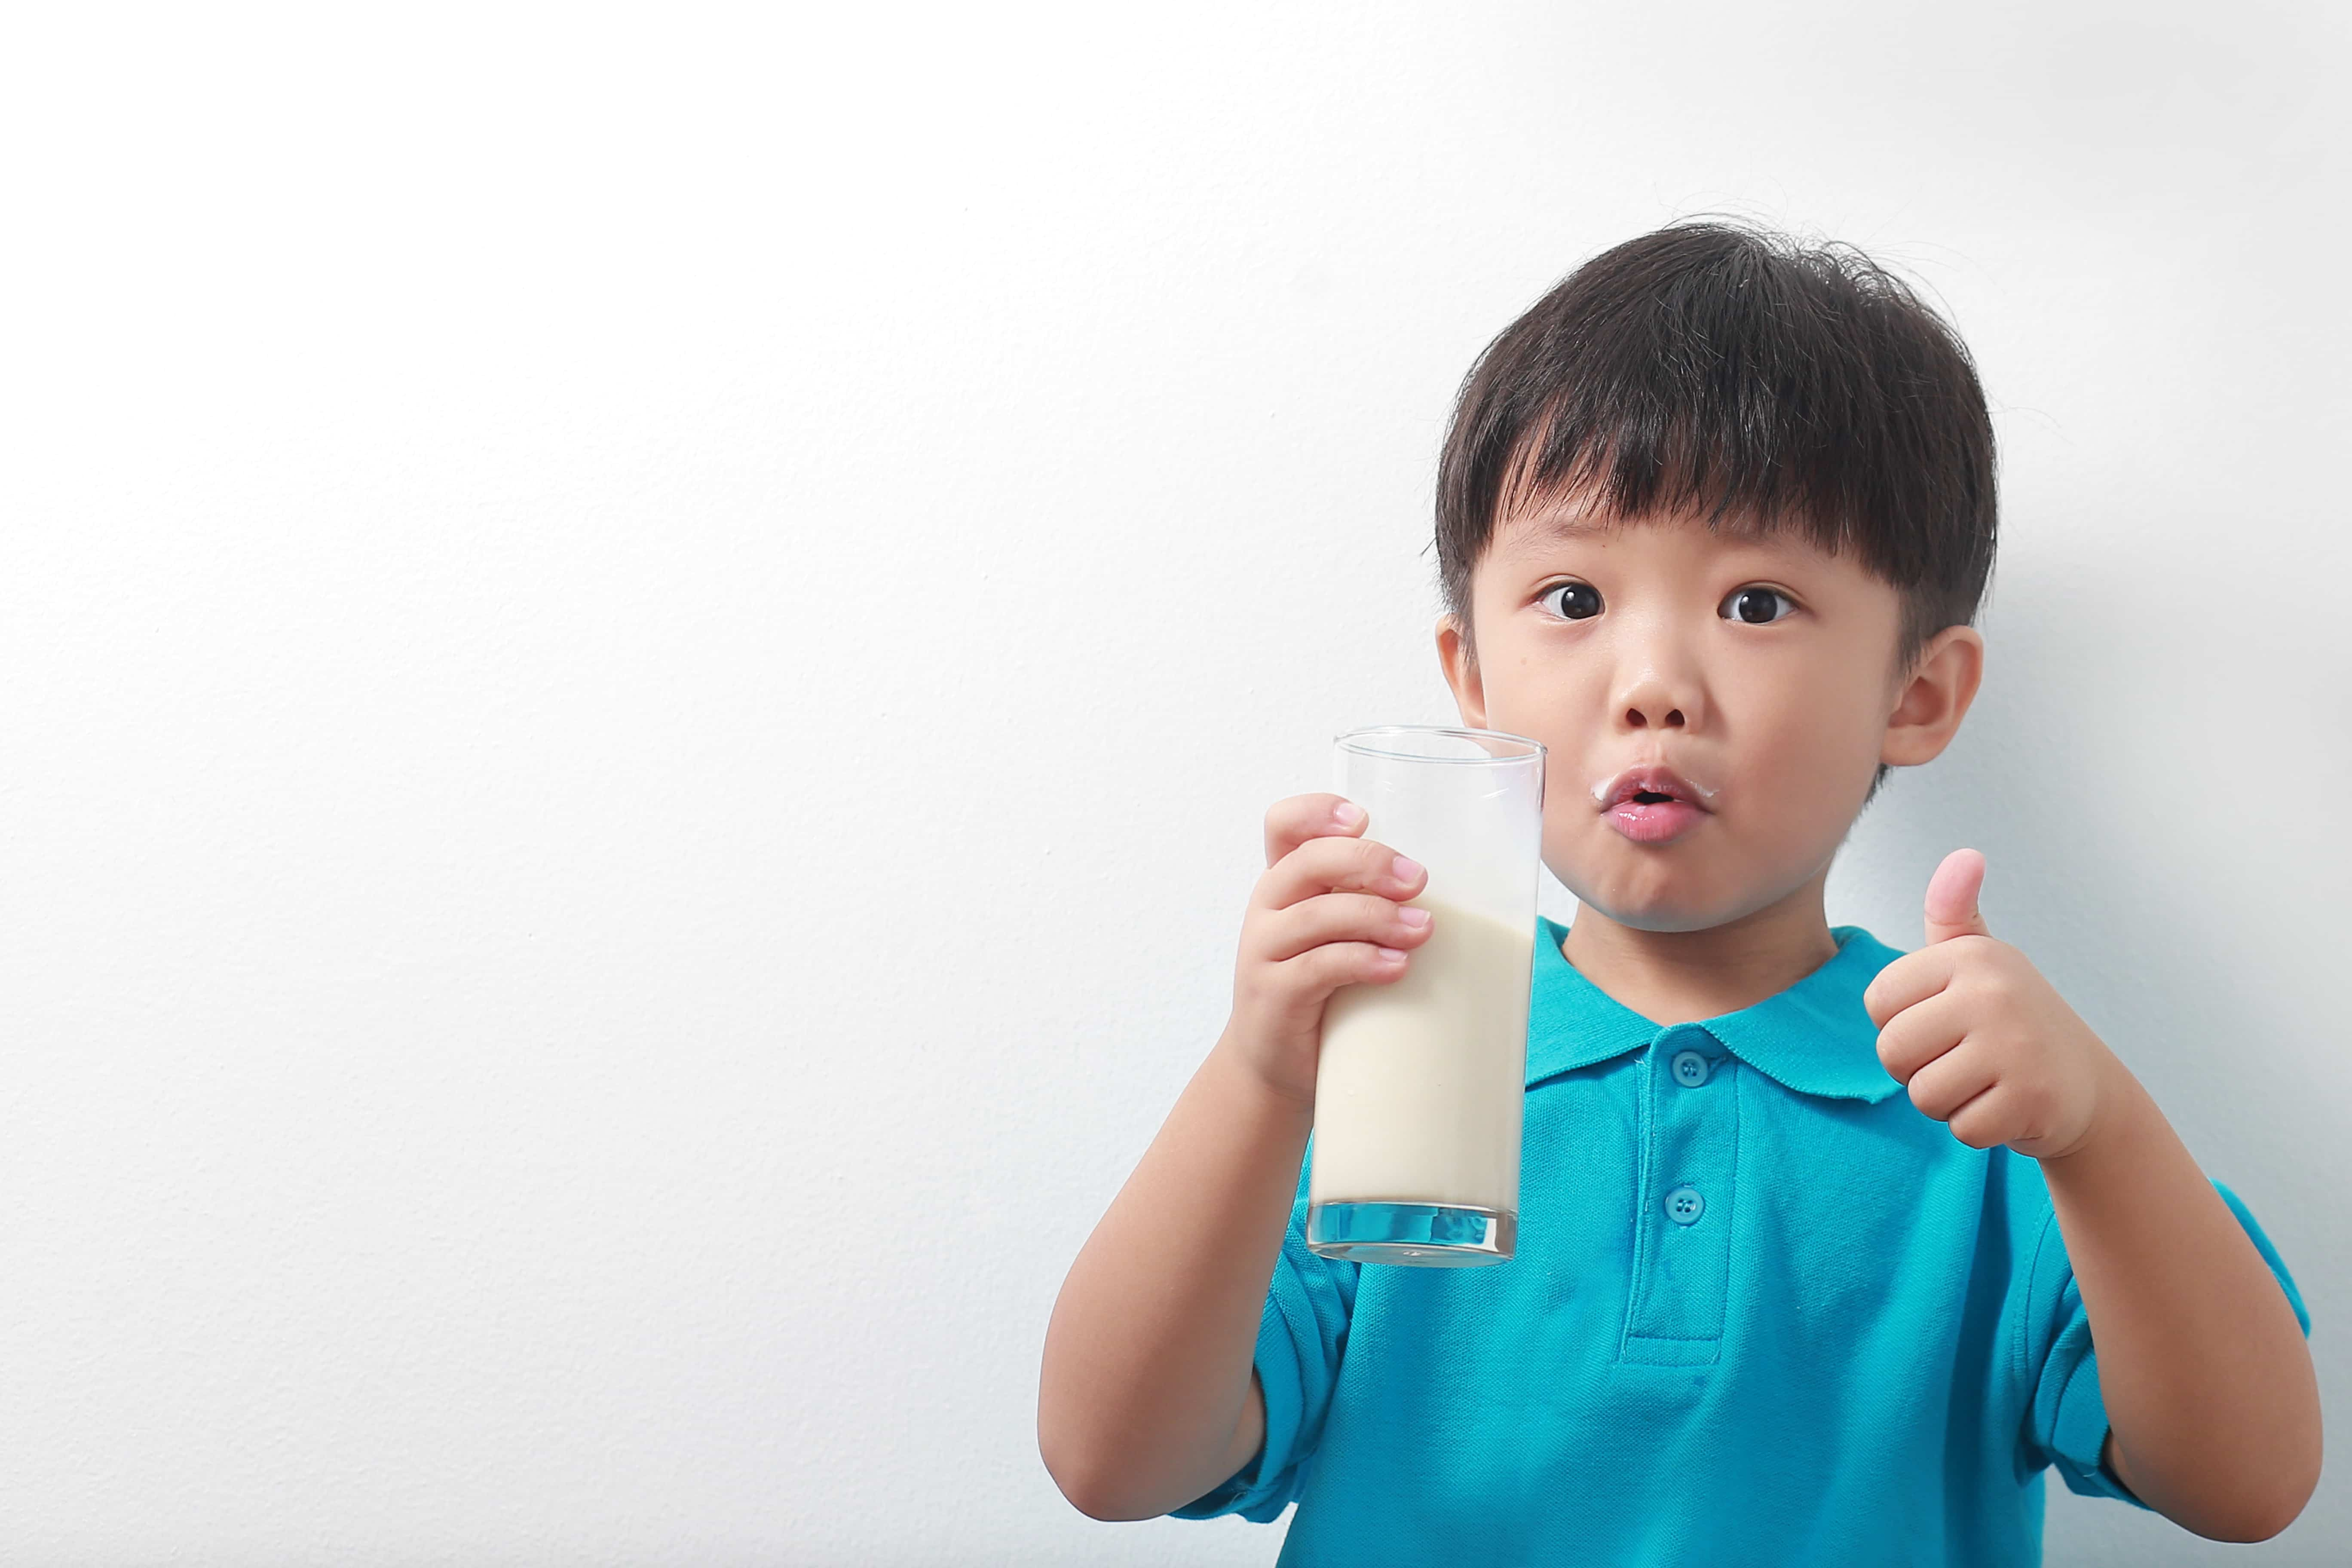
2, 3, 2343, 1563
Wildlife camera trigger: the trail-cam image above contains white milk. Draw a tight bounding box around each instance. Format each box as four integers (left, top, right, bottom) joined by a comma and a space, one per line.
1308, 894, 1535, 1215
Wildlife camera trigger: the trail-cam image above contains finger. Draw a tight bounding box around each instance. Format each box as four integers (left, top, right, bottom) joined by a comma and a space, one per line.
1253, 888, 1436, 965
1923, 848, 1991, 946
1271, 935, 1418, 997
1860, 943, 1963, 1030
1258, 832, 1426, 913
1873, 986, 1970, 1085
1265, 793, 1367, 870
1944, 1084, 2014, 1150
1900, 1032, 1998, 1120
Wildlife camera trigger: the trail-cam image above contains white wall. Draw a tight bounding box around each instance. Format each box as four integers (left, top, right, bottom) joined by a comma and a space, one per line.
2, 3, 2344, 1562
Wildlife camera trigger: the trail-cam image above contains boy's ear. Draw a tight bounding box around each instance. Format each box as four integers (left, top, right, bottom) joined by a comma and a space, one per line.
1436, 614, 1488, 729
1881, 624, 1985, 769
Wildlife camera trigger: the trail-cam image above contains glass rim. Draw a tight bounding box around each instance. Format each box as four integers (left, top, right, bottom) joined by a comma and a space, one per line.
1333, 723, 1546, 763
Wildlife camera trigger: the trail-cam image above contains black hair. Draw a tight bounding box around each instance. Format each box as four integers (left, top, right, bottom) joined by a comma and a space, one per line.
1433, 215, 1997, 804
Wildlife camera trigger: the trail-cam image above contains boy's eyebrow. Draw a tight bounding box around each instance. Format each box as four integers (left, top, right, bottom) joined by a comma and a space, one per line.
1500, 513, 1617, 557
1501, 507, 1803, 563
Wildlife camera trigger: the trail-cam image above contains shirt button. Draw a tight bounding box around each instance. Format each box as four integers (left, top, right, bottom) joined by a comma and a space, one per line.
1670, 1049, 1712, 1087
1664, 1185, 1705, 1225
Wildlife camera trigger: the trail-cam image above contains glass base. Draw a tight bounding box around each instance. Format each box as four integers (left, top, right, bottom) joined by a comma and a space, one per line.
1305, 1201, 1515, 1267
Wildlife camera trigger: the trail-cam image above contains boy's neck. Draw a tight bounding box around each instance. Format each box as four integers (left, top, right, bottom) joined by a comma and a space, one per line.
1559, 864, 1841, 1028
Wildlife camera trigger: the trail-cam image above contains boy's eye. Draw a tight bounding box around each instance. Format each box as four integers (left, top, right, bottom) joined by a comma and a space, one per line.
1721, 585, 1796, 625
1539, 580, 1603, 620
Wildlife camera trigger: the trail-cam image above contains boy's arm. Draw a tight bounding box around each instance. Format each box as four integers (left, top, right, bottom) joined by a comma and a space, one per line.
1038, 1031, 1305, 1521
2045, 1063, 2320, 1540
1866, 849, 2320, 1542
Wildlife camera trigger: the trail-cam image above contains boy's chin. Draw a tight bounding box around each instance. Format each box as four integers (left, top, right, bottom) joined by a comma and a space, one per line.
1558, 873, 1745, 934
1576, 901, 1730, 934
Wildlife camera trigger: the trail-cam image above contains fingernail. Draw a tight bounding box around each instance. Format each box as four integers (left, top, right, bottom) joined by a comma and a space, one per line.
1392, 854, 1423, 882
1398, 907, 1431, 928
1334, 802, 1365, 827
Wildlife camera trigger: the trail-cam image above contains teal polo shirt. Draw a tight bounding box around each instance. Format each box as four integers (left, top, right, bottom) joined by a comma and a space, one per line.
1172, 918, 2311, 1565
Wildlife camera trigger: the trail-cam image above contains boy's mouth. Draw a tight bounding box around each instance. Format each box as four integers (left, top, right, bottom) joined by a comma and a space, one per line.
1593, 763, 1716, 811
1593, 763, 1715, 845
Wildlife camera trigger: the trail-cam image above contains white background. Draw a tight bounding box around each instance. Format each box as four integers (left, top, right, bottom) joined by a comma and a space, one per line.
2, 3, 2344, 1563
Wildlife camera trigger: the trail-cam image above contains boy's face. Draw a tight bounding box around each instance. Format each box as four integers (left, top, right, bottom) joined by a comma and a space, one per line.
1437, 490, 1982, 934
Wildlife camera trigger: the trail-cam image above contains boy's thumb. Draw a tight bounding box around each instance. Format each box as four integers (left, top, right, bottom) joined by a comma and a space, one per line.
1923, 848, 1992, 945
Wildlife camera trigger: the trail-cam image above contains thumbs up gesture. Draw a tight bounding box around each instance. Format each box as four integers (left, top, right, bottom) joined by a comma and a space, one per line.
1861, 849, 2122, 1162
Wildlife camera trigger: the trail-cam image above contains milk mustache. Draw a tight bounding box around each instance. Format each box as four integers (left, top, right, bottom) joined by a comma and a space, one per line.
1309, 893, 1534, 1216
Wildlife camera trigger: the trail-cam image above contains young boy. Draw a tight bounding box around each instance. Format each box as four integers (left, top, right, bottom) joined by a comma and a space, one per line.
1037, 218, 2320, 1562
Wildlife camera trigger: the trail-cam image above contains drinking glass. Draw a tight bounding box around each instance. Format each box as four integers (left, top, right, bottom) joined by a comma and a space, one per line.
1305, 723, 1546, 1266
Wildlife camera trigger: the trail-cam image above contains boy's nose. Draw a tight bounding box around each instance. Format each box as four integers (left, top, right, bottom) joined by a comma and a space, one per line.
1618, 671, 1693, 729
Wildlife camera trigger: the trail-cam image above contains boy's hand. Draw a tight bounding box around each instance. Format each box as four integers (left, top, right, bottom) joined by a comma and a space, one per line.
1221, 793, 1435, 1111
1862, 848, 2123, 1162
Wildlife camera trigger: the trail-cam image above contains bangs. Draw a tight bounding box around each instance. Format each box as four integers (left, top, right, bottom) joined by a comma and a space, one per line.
1491, 411, 1822, 555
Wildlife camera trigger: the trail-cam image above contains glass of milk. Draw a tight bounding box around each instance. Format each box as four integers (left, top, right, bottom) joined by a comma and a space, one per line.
1305, 724, 1545, 1267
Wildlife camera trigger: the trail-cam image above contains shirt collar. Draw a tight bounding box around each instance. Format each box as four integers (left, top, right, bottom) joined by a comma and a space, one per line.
1526, 915, 1908, 1103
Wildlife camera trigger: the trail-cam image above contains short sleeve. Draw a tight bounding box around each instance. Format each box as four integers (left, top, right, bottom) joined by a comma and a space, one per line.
2020, 1176, 2310, 1509
1168, 1139, 1358, 1523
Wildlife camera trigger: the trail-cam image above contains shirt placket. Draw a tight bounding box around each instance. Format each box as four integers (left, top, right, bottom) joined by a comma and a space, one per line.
1620, 1021, 1738, 1367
